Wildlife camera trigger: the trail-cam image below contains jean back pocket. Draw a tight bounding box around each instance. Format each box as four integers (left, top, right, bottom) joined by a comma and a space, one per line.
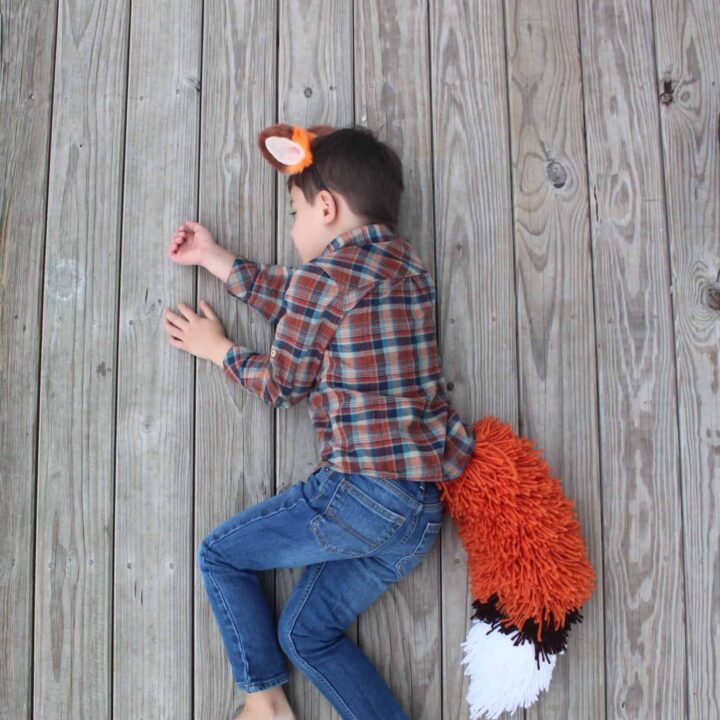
394, 520, 442, 579
311, 477, 406, 557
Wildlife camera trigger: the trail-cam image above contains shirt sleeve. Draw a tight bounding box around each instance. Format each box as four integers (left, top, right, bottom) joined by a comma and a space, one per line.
223, 256, 295, 325
221, 264, 343, 408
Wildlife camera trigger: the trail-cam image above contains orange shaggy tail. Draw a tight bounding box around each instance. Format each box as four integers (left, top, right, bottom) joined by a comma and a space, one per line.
435, 416, 595, 656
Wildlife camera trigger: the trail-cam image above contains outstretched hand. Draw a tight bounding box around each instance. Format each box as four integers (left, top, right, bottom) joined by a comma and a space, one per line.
164, 300, 233, 365
168, 221, 217, 266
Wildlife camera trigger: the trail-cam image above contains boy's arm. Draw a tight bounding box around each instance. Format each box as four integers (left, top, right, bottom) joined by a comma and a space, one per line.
203, 244, 295, 325
220, 265, 343, 409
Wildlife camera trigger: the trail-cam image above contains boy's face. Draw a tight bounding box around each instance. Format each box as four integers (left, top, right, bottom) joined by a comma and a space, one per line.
289, 184, 368, 264
289, 184, 334, 263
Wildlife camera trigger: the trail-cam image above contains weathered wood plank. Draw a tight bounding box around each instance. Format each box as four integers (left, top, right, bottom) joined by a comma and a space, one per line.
0, 1, 57, 718
115, 0, 201, 717
194, 1, 280, 718
652, 0, 720, 716
33, 2, 129, 718
429, 0, 516, 718
505, 1, 605, 717
578, 0, 686, 716
354, 1, 444, 719
275, 1, 353, 718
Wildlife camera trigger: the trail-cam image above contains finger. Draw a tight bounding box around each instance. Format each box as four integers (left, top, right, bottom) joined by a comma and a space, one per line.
164, 319, 184, 339
199, 299, 217, 319
165, 309, 188, 327
177, 302, 196, 319
183, 220, 200, 230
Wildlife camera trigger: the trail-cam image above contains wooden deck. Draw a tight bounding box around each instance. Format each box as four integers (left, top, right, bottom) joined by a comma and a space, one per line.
2, 1, 718, 718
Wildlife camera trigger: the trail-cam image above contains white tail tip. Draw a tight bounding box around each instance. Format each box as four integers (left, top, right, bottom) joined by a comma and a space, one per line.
461, 618, 558, 719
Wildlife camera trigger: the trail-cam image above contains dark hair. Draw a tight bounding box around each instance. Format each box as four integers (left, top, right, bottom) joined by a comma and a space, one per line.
286, 124, 404, 229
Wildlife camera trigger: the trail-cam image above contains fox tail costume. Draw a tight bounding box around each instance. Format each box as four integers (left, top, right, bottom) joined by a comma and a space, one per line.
257, 122, 596, 720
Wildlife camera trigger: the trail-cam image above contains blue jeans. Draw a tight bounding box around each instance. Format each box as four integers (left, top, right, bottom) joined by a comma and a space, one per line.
197, 465, 444, 720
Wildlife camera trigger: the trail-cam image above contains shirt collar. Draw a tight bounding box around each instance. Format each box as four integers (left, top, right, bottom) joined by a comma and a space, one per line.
320, 222, 396, 258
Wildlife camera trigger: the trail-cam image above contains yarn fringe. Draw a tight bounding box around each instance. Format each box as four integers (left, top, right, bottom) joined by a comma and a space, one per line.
471, 594, 584, 669
435, 416, 595, 643
461, 617, 557, 720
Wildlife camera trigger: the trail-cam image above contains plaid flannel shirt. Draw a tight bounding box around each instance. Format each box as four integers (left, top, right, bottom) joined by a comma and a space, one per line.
222, 222, 474, 483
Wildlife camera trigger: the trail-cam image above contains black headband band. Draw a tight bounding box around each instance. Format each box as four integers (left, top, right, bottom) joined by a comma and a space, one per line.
310, 162, 329, 192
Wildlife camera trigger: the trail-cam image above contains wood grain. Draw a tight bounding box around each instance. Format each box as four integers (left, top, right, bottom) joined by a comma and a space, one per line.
114, 0, 201, 717
4, 0, 719, 716
194, 2, 279, 718
505, 0, 605, 717
0, 1, 57, 718
579, 0, 686, 716
653, 0, 720, 716
429, 0, 516, 717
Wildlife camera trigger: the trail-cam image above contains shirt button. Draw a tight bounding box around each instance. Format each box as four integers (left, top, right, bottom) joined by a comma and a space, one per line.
270, 348, 276, 357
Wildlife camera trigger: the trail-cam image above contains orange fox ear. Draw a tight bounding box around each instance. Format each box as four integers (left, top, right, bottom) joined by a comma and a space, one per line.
257, 123, 336, 173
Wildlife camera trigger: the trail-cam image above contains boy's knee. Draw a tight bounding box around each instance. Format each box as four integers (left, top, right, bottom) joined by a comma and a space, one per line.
278, 605, 329, 660
277, 607, 307, 659
277, 610, 295, 655
196, 534, 214, 572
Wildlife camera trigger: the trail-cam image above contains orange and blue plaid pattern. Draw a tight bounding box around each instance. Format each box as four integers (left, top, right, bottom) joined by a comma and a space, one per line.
222, 223, 473, 483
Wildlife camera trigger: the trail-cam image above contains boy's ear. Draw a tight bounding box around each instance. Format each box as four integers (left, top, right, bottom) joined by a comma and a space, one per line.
257, 123, 336, 174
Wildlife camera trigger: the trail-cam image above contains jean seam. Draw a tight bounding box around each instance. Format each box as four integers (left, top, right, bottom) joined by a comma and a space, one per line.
374, 477, 423, 510
394, 523, 442, 578
398, 506, 420, 545
282, 563, 360, 720
314, 482, 405, 556
341, 480, 407, 524
311, 513, 399, 558
200, 547, 252, 685
205, 495, 308, 552
242, 671, 289, 692
308, 473, 333, 504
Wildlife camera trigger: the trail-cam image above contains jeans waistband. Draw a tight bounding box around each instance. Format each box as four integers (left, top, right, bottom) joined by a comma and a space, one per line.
362, 473, 441, 509
318, 465, 442, 509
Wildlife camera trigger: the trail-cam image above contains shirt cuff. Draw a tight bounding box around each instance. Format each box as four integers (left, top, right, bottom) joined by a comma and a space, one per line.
223, 257, 255, 300
222, 342, 255, 382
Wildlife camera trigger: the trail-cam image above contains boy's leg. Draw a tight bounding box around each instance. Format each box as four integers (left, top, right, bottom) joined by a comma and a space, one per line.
197, 469, 337, 692
278, 556, 410, 720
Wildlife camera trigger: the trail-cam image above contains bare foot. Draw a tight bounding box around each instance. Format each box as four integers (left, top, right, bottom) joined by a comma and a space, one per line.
232, 685, 296, 720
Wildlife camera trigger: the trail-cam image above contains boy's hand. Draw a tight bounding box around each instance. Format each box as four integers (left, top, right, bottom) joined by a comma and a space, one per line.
164, 300, 234, 365
168, 221, 217, 266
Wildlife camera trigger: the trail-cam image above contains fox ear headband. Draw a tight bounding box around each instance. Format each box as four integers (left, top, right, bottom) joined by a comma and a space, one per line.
257, 123, 337, 192
257, 121, 596, 720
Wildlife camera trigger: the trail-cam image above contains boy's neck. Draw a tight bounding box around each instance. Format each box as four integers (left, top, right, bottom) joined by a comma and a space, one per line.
303, 217, 373, 263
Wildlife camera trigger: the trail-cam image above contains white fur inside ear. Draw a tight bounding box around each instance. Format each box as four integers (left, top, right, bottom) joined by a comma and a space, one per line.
265, 136, 306, 167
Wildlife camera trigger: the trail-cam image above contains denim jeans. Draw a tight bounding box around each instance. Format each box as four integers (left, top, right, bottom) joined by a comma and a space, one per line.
197, 465, 444, 720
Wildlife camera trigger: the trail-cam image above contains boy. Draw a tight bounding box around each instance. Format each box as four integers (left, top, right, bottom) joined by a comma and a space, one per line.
163, 125, 474, 720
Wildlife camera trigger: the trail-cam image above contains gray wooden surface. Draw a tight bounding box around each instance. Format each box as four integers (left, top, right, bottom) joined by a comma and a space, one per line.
1, 1, 718, 719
